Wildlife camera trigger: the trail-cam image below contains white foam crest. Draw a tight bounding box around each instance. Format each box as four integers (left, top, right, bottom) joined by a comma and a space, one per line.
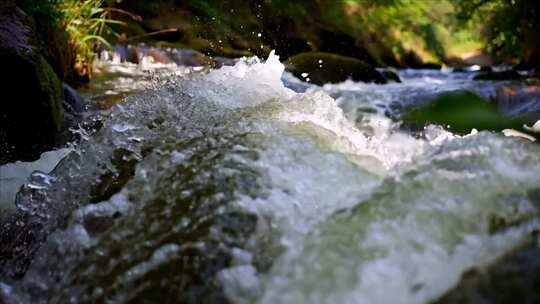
194, 51, 294, 109
180, 52, 425, 169
237, 135, 380, 242
186, 51, 442, 170
277, 91, 426, 168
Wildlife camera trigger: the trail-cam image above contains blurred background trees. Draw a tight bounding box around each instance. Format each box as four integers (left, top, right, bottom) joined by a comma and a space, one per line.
453, 0, 540, 67
14, 0, 540, 72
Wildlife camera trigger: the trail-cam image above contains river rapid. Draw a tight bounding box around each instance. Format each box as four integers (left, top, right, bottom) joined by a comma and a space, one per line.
1, 51, 540, 304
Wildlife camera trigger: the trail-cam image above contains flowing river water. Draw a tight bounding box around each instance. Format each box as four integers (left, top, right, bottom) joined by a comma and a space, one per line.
1, 51, 539, 304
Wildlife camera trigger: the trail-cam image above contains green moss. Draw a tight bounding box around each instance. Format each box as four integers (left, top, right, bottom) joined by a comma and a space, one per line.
0, 48, 64, 163
18, 48, 63, 136
286, 52, 387, 85
402, 91, 527, 134
34, 52, 63, 133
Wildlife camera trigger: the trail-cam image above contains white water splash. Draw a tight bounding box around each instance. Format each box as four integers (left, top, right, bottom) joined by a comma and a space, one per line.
0, 148, 72, 215
3, 51, 539, 304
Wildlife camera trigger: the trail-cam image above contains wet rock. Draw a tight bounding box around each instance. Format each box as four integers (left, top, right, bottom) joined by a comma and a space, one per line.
126, 46, 140, 64
436, 233, 540, 304
402, 91, 528, 134
451, 67, 466, 73
62, 83, 85, 114
473, 70, 523, 81
286, 52, 387, 85
61, 83, 86, 135
381, 69, 402, 83
0, 4, 63, 165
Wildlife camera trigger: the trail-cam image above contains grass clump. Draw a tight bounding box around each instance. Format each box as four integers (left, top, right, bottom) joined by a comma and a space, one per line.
59, 0, 122, 66
18, 0, 122, 81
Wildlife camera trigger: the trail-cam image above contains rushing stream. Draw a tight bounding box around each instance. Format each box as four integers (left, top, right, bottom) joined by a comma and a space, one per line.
1, 51, 540, 304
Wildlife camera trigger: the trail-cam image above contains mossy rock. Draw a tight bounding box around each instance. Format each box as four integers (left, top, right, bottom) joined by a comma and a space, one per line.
0, 4, 63, 164
0, 51, 63, 164
402, 91, 528, 134
286, 52, 387, 85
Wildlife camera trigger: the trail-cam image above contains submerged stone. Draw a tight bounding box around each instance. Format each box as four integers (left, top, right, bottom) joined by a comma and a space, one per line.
286, 52, 387, 85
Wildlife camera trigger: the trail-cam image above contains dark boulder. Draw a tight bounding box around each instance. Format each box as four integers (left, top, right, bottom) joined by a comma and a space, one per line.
0, 4, 64, 165
381, 69, 402, 83
451, 67, 466, 73
480, 66, 494, 72
473, 70, 523, 81
286, 52, 387, 86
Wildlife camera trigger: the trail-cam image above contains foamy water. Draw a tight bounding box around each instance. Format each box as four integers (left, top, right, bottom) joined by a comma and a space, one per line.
1, 51, 539, 304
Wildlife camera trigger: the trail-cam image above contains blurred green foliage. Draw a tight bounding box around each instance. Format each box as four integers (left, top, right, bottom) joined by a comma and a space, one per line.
17, 0, 540, 68
160, 0, 483, 64
402, 91, 527, 134
454, 0, 540, 65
